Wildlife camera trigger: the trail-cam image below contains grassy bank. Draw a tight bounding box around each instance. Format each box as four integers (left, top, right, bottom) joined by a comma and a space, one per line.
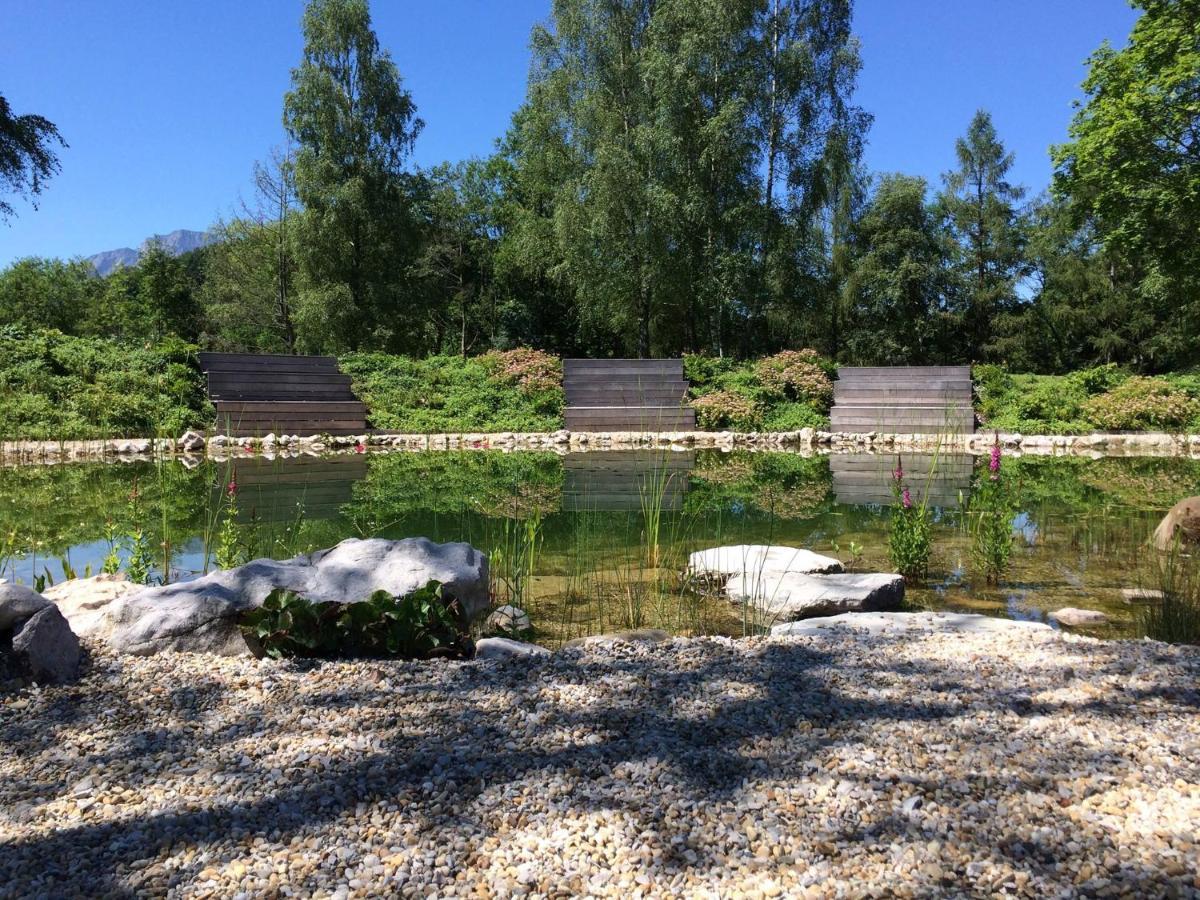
974, 364, 1200, 435
5, 329, 1200, 439
0, 329, 210, 440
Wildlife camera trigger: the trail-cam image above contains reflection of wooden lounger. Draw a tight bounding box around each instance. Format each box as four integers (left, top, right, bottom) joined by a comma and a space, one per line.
216, 454, 369, 523
830, 453, 974, 507
563, 450, 694, 512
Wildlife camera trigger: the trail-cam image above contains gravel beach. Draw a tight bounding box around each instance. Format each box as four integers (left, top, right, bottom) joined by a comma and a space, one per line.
2, 626, 1198, 898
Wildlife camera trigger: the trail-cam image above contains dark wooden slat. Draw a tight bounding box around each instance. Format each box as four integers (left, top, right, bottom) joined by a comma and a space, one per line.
836, 366, 972, 379
215, 401, 367, 414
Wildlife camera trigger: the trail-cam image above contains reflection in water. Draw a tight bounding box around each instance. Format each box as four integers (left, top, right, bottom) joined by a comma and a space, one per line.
562, 451, 694, 511
3, 450, 1200, 640
829, 452, 974, 507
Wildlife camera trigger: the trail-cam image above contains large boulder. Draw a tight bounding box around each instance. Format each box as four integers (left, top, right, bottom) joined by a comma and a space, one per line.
1151, 497, 1200, 551
11, 606, 81, 684
42, 574, 140, 640
688, 545, 843, 579
727, 571, 904, 619
105, 538, 489, 656
0, 582, 51, 632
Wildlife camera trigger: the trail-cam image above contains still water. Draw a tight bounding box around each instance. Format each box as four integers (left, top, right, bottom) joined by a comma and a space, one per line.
3, 449, 1195, 643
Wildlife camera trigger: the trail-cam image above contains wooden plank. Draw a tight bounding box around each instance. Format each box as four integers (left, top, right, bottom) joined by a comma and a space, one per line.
215, 401, 367, 414
200, 352, 340, 369
835, 366, 972, 379
209, 372, 353, 388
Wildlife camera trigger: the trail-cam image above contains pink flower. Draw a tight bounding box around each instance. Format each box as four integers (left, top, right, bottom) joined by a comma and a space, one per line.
893, 457, 904, 482
226, 479, 238, 498
902, 488, 912, 509
354, 442, 366, 454
989, 434, 1001, 479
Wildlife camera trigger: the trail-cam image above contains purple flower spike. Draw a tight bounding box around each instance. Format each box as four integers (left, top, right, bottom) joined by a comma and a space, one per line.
902, 487, 912, 509
893, 457, 904, 482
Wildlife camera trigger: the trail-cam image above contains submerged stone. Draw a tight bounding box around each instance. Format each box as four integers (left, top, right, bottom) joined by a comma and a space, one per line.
1049, 607, 1109, 628
727, 571, 904, 619
687, 545, 844, 578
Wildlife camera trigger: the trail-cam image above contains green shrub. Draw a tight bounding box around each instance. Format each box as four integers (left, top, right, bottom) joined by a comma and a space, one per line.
762, 401, 826, 431
691, 390, 763, 431
1084, 377, 1199, 431
1013, 378, 1087, 425
754, 350, 834, 409
1066, 363, 1128, 396
0, 329, 210, 439
240, 582, 473, 660
339, 351, 564, 433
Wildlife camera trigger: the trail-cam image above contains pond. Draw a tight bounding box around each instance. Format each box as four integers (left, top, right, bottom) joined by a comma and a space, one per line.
3, 449, 1196, 644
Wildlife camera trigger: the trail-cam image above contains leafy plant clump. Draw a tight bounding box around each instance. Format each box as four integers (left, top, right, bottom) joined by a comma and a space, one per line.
1139, 551, 1200, 646
685, 351, 832, 432
0, 328, 211, 439
241, 581, 473, 660
887, 457, 933, 579
754, 349, 835, 408
970, 438, 1016, 582
1083, 377, 1199, 432
339, 351, 564, 433
691, 389, 763, 431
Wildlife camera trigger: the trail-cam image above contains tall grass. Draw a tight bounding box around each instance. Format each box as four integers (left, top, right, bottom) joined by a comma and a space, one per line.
1140, 544, 1200, 645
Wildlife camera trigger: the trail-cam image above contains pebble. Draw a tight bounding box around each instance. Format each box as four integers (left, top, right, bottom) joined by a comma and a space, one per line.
0, 630, 1197, 896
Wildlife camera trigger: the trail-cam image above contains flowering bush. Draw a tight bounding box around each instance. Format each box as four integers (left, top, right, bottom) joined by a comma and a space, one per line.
754, 350, 834, 409
478, 348, 562, 396
887, 457, 932, 579
1084, 377, 1199, 431
970, 436, 1016, 583
691, 390, 763, 431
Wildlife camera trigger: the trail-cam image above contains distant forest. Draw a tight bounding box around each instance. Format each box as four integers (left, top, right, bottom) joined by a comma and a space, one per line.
1, 0, 1197, 373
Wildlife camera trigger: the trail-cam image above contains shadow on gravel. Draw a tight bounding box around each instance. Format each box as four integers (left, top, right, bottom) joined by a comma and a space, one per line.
1, 634, 1197, 896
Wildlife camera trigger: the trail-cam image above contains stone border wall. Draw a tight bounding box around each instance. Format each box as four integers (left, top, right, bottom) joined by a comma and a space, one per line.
3, 427, 1200, 466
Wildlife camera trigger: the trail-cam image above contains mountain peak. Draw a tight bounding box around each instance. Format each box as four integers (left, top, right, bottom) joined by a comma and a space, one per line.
87, 228, 218, 276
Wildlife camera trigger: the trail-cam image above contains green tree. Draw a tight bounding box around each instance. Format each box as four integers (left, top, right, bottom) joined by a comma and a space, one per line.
283, 0, 423, 353
938, 110, 1028, 361
842, 175, 952, 365
414, 160, 498, 356
1051, 0, 1200, 370
0, 257, 93, 332
0, 93, 66, 220
201, 150, 300, 352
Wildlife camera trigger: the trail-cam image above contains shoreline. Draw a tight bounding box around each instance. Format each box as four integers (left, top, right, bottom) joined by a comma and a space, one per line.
2, 427, 1199, 466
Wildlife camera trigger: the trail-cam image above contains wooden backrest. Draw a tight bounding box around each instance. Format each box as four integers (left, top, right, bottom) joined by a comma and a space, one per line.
199, 352, 358, 402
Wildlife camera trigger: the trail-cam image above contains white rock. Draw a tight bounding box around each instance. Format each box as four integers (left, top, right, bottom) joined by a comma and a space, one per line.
474, 637, 549, 661
42, 574, 140, 639
771, 611, 1054, 637
104, 538, 489, 656
1049, 607, 1109, 628
688, 545, 844, 578
730, 571, 904, 619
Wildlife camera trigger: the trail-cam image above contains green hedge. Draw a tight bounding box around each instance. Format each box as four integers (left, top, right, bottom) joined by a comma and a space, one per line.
0, 328, 211, 440
974, 364, 1200, 434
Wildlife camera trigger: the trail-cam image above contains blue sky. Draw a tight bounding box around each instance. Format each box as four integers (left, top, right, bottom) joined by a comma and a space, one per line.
1, 0, 1140, 266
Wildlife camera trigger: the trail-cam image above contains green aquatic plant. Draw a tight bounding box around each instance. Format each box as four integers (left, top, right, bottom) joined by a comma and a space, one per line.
1139, 546, 1200, 646
241, 582, 471, 660
214, 477, 242, 570
888, 456, 933, 579
971, 437, 1017, 583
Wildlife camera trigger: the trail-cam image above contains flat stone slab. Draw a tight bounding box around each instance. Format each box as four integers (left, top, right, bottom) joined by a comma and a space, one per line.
772, 611, 1054, 638
1050, 608, 1109, 628
688, 545, 843, 578
1121, 588, 1165, 603
104, 538, 489, 656
727, 571, 904, 619
564, 628, 672, 649
474, 637, 550, 661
